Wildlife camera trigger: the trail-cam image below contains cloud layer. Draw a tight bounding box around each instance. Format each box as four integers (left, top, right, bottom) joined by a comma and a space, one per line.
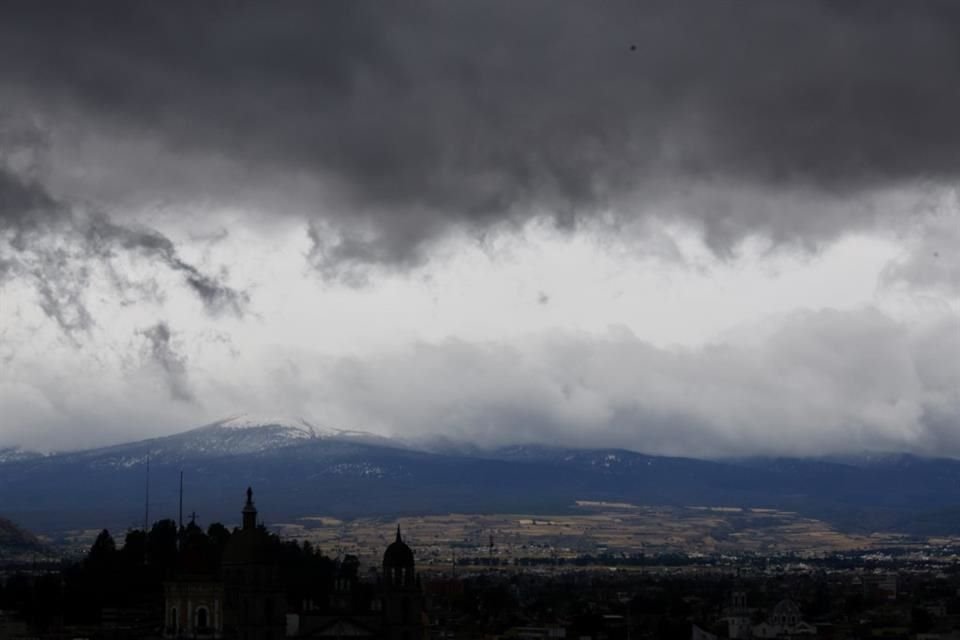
315, 309, 959, 457
2, 306, 957, 458
0, 165, 247, 336
1, 2, 958, 457
3, 2, 960, 264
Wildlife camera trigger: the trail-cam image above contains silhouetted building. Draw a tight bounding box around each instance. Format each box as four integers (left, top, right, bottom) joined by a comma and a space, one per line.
165, 488, 428, 640
221, 488, 286, 640
164, 521, 224, 638
165, 488, 285, 640
862, 573, 898, 602
380, 527, 426, 640
725, 591, 752, 640
752, 600, 815, 638
290, 526, 427, 640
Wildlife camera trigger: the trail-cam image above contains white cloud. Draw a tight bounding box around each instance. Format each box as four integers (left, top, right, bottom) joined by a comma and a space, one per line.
2, 218, 957, 457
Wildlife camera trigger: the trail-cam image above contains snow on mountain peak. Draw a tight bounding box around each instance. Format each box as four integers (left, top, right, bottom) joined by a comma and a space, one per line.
0, 446, 43, 464
213, 413, 329, 437
184, 412, 395, 449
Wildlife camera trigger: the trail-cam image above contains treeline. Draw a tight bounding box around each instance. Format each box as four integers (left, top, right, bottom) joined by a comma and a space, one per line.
0, 518, 342, 630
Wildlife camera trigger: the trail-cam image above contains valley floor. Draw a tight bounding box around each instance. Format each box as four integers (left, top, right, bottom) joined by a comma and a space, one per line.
265, 502, 946, 570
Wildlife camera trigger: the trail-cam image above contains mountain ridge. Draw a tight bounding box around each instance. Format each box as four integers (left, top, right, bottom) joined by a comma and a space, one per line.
3, 416, 960, 537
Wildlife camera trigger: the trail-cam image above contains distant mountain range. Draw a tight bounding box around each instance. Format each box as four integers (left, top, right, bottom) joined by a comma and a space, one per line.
2, 415, 959, 537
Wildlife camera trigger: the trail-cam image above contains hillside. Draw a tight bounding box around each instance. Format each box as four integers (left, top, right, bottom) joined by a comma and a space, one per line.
0, 516, 42, 553
2, 416, 960, 537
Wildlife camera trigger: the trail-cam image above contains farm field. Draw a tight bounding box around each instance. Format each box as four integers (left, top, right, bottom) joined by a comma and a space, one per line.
271, 501, 927, 570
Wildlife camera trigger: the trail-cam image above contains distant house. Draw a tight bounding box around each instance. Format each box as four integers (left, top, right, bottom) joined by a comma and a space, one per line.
862, 573, 898, 602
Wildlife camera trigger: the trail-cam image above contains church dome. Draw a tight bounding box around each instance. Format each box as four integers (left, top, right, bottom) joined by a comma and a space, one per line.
770, 599, 802, 627
383, 526, 414, 567
772, 599, 800, 617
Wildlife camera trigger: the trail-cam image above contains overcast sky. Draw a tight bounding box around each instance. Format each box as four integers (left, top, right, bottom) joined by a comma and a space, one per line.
1, 1, 958, 456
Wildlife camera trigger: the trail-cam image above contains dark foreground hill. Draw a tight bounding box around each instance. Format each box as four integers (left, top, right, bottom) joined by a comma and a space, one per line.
2, 417, 959, 536
0, 516, 42, 554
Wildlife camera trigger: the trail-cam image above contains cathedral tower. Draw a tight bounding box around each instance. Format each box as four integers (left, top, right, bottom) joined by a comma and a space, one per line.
381, 526, 425, 640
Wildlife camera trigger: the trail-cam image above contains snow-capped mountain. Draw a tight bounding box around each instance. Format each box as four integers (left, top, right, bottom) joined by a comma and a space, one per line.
7, 417, 960, 538
0, 413, 407, 477
65, 413, 395, 468
212, 413, 325, 435
180, 414, 325, 456
207, 413, 398, 445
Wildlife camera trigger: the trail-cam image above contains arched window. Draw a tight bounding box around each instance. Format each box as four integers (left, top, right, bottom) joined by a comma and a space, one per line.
195, 606, 209, 630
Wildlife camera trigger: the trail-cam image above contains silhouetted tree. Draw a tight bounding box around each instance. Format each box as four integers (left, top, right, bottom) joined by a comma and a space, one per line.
121, 529, 147, 567
207, 521, 231, 568
148, 519, 178, 574
87, 529, 117, 569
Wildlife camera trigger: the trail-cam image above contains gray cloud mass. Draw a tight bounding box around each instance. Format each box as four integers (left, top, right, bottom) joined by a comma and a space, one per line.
2, 1, 959, 265
139, 322, 195, 403
318, 309, 960, 458
3, 307, 956, 457
0, 2, 958, 456
0, 166, 248, 335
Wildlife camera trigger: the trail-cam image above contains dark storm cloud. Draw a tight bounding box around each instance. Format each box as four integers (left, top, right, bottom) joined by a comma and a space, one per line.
0, 167, 248, 334
82, 214, 249, 316
881, 197, 960, 296
2, 1, 959, 265
0, 167, 94, 336
139, 322, 195, 403
0, 165, 64, 254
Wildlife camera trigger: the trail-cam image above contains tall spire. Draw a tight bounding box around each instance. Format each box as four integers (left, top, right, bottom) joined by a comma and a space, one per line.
242, 486, 257, 530
177, 469, 184, 551
395, 524, 402, 544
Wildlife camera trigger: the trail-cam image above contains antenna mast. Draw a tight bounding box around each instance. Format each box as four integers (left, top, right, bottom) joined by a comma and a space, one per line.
143, 454, 150, 531
179, 470, 184, 532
